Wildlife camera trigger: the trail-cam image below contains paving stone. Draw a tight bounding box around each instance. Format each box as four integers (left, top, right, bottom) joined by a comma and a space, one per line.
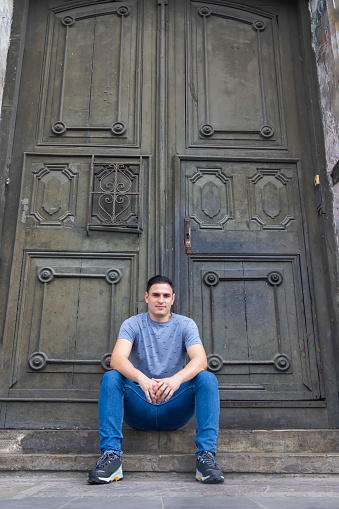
0, 498, 74, 509
163, 497, 261, 508
251, 497, 339, 509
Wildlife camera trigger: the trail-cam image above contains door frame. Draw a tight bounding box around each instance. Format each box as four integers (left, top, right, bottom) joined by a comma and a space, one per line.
0, 0, 338, 428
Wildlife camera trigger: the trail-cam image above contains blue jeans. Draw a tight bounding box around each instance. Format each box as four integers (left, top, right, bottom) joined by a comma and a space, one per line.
99, 369, 220, 456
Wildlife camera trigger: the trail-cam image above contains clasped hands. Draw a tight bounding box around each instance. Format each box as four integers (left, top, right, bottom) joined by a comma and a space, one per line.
139, 374, 182, 404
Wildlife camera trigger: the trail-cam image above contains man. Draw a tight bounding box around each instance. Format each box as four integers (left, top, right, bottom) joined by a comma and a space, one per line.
88, 275, 224, 484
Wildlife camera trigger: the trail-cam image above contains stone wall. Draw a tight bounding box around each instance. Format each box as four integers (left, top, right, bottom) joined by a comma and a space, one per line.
309, 0, 339, 251
0, 0, 13, 114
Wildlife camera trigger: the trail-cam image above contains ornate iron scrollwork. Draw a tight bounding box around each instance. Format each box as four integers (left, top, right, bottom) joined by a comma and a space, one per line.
87, 157, 142, 233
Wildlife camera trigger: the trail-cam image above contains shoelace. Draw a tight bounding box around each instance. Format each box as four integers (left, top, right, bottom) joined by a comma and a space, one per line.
96, 451, 118, 468
199, 451, 218, 467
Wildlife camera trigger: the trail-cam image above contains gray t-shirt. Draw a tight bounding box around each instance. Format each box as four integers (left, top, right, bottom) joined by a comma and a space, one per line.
117, 312, 202, 378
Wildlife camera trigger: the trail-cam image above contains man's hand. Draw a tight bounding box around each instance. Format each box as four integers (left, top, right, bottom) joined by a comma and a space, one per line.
137, 374, 159, 404
152, 375, 182, 402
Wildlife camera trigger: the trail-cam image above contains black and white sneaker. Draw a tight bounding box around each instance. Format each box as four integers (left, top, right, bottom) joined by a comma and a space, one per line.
88, 451, 123, 484
196, 450, 224, 484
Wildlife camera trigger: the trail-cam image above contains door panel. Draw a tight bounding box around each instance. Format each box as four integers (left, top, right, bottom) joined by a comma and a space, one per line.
186, 0, 284, 147
38, 0, 142, 147
189, 257, 316, 400
176, 158, 320, 400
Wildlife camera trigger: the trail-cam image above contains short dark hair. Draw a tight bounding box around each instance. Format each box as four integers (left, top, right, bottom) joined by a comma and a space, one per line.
146, 275, 174, 293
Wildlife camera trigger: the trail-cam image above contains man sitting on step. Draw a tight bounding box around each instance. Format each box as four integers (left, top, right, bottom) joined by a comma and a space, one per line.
88, 275, 224, 484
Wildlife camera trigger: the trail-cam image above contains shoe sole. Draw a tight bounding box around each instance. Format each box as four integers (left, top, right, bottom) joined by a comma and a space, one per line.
196, 476, 224, 484
195, 468, 224, 484
88, 476, 123, 484
88, 465, 123, 484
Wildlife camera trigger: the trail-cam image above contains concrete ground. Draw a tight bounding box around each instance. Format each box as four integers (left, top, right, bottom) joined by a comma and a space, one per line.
1, 472, 339, 508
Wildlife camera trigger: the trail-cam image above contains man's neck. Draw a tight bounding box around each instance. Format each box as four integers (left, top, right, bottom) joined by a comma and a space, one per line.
148, 311, 172, 323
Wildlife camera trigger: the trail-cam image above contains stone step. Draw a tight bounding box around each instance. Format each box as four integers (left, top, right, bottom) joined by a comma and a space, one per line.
1, 429, 339, 454
1, 429, 339, 473
2, 452, 339, 474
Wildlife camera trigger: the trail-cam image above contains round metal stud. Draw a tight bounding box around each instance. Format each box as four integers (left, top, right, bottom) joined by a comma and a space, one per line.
207, 354, 223, 372
198, 6, 212, 17
62, 16, 75, 27
273, 353, 291, 372
252, 20, 266, 31
203, 271, 220, 287
105, 268, 122, 284
117, 6, 130, 17
267, 271, 283, 286
101, 353, 112, 371
111, 122, 127, 136
259, 125, 274, 138
51, 121, 67, 135
28, 352, 48, 371
38, 267, 55, 284
199, 124, 215, 137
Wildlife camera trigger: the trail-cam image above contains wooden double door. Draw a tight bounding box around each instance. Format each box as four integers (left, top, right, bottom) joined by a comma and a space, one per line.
0, 0, 329, 428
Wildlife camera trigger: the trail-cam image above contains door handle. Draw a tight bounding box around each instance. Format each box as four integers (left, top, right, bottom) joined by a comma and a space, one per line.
184, 218, 192, 253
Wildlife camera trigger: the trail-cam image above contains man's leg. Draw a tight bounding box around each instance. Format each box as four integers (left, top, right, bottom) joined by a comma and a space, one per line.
193, 370, 224, 483
193, 370, 220, 455
156, 370, 223, 483
88, 369, 157, 484
88, 370, 125, 483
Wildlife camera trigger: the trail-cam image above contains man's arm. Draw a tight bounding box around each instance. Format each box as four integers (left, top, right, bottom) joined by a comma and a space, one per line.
154, 343, 208, 402
110, 338, 158, 404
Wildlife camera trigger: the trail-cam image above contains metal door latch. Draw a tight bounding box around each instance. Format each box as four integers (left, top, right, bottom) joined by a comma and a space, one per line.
184, 217, 192, 253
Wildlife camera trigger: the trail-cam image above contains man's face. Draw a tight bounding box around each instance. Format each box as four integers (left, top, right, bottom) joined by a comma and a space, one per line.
145, 283, 175, 322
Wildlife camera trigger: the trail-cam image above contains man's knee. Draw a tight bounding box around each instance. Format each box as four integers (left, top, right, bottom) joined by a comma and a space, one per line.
195, 370, 218, 389
101, 369, 124, 389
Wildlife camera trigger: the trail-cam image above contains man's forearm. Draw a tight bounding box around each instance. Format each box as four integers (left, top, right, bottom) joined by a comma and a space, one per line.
110, 354, 145, 385
172, 356, 207, 385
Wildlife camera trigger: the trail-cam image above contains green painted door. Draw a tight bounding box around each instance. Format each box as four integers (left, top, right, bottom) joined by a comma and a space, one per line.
0, 0, 329, 428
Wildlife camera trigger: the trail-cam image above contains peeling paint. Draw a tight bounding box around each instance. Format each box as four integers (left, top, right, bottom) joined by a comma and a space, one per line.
309, 0, 339, 252
0, 0, 14, 113
21, 198, 28, 223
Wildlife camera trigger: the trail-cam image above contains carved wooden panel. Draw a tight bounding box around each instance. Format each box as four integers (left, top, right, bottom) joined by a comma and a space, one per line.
186, 0, 284, 148
37, 0, 142, 147
189, 256, 319, 401
29, 164, 78, 226
248, 169, 295, 230
180, 159, 297, 239
186, 168, 233, 229
10, 252, 137, 396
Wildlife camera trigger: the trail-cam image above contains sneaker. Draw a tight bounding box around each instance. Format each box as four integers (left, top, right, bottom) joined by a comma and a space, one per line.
88, 451, 123, 484
196, 450, 224, 484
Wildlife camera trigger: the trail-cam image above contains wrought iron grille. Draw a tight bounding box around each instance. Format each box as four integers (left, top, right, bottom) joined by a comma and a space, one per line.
87, 157, 142, 233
